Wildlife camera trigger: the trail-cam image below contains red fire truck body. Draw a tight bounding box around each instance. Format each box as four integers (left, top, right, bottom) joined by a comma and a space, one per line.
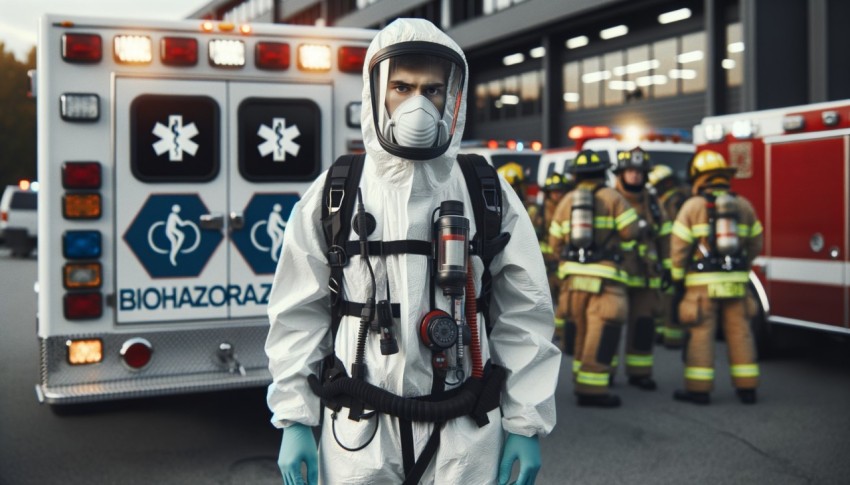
694, 100, 850, 339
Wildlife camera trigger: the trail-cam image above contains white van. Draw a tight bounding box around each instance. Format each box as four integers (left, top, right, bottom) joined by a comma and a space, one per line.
0, 184, 38, 257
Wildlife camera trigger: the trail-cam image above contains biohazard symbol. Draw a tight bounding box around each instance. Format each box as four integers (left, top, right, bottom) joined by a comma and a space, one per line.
147, 204, 201, 266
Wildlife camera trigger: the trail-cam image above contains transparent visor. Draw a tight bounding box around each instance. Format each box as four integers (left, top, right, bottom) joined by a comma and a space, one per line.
370, 49, 465, 157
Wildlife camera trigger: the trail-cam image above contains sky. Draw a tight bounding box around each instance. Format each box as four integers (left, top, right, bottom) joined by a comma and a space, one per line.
0, 0, 212, 61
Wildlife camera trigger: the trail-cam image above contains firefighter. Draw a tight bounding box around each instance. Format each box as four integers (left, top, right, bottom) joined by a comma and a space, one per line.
497, 161, 528, 205
549, 150, 640, 407
535, 172, 575, 345
648, 164, 690, 349
671, 150, 763, 405
613, 148, 672, 391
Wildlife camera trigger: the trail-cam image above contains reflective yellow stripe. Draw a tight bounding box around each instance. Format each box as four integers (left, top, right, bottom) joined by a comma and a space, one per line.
540, 241, 553, 254
731, 364, 760, 378
751, 220, 763, 236
659, 221, 672, 236
691, 224, 710, 237
623, 274, 662, 288
626, 354, 653, 367
737, 224, 750, 237
554, 317, 565, 328
611, 356, 619, 367
672, 221, 692, 243
560, 262, 628, 284
685, 271, 749, 286
560, 221, 571, 235
620, 240, 636, 251
549, 221, 563, 238
573, 360, 582, 373
664, 327, 684, 339
662, 258, 672, 269
638, 244, 648, 257
594, 216, 614, 229
685, 367, 715, 381
672, 266, 685, 280
616, 208, 638, 230
577, 371, 610, 387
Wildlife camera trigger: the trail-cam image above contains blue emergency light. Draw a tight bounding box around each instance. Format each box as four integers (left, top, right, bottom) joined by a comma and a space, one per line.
63, 230, 102, 259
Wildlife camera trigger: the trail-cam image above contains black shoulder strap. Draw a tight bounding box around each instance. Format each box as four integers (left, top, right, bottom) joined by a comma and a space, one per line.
457, 153, 511, 336
321, 153, 367, 347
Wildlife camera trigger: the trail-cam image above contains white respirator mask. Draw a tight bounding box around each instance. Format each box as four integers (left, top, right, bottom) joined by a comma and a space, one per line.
385, 95, 447, 149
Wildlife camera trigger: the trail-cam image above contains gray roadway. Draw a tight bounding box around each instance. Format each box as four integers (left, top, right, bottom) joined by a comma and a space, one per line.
1, 251, 849, 484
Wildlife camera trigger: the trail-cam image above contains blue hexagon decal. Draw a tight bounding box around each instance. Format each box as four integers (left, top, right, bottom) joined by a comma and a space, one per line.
232, 193, 300, 275
123, 194, 223, 278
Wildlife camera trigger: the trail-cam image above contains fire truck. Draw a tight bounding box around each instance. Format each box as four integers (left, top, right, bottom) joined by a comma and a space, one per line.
34, 14, 374, 409
694, 100, 850, 347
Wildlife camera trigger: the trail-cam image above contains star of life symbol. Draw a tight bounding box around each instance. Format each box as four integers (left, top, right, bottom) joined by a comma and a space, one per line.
258, 117, 300, 162
152, 115, 199, 162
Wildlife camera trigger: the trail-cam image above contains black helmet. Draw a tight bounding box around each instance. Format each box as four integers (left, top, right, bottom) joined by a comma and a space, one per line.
567, 150, 606, 175
613, 147, 652, 173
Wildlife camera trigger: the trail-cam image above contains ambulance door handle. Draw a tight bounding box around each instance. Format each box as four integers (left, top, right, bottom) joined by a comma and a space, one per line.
229, 212, 245, 232
199, 213, 224, 230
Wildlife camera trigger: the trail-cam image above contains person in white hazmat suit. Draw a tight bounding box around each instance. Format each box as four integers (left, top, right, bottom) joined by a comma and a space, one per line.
266, 18, 561, 485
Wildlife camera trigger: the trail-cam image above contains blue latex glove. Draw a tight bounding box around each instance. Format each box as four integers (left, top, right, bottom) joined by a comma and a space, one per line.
498, 432, 541, 485
277, 423, 318, 485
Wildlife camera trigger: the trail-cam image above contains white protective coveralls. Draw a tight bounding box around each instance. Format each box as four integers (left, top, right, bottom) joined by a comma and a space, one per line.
266, 18, 561, 484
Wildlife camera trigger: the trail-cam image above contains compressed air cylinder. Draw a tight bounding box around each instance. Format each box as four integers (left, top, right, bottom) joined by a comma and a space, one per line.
715, 193, 740, 256
570, 188, 594, 249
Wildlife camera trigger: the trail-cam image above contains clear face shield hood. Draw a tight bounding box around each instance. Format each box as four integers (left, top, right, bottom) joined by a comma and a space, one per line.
369, 42, 466, 161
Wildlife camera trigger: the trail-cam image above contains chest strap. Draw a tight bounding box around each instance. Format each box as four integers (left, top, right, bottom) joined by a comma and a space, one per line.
341, 239, 432, 258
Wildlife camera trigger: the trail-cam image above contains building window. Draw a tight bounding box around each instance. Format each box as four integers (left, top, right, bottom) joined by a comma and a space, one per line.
483, 0, 526, 15
725, 22, 743, 87
652, 38, 678, 98
678, 32, 706, 94
475, 83, 488, 122
562, 29, 709, 112
520, 70, 540, 115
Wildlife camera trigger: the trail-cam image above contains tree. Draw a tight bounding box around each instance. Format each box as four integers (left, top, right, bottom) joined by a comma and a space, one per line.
0, 42, 37, 188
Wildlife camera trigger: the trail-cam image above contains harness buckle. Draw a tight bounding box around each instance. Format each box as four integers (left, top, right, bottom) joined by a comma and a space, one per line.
327, 245, 349, 268
482, 187, 498, 212
328, 187, 345, 214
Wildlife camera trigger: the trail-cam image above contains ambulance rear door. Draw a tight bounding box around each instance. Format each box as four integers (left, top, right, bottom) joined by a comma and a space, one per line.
765, 130, 849, 330
227, 81, 331, 318
114, 77, 331, 323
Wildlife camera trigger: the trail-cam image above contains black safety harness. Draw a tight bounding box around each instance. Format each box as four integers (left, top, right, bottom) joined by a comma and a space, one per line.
310, 153, 510, 483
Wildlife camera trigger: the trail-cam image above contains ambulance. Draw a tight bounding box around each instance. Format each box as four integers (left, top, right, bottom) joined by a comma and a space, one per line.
694, 99, 850, 346
34, 14, 374, 408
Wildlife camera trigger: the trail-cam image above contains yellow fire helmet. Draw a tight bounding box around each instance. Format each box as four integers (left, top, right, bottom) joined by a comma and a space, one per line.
647, 164, 674, 187
567, 149, 606, 175
689, 149, 736, 181
614, 147, 651, 173
543, 172, 573, 192
497, 162, 525, 187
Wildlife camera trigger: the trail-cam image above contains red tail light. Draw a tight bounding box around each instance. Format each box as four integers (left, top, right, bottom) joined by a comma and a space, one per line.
64, 292, 103, 320
62, 162, 101, 189
338, 46, 367, 74
62, 33, 102, 63
255, 42, 290, 70
121, 338, 153, 370
161, 37, 198, 66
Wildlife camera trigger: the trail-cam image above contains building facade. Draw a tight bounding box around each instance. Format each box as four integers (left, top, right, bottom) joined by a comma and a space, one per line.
190, 0, 850, 148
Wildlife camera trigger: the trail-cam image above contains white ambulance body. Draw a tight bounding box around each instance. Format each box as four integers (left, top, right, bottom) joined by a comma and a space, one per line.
694, 99, 850, 342
35, 14, 374, 406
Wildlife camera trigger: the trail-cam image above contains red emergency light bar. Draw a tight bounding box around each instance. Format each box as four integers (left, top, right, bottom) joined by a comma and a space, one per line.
568, 125, 612, 141
161, 37, 198, 66
338, 46, 367, 74
256, 42, 290, 70
62, 33, 102, 63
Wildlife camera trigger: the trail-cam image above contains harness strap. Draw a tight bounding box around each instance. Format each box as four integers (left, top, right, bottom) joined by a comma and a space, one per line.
341, 300, 400, 318
342, 239, 432, 258
402, 422, 444, 485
